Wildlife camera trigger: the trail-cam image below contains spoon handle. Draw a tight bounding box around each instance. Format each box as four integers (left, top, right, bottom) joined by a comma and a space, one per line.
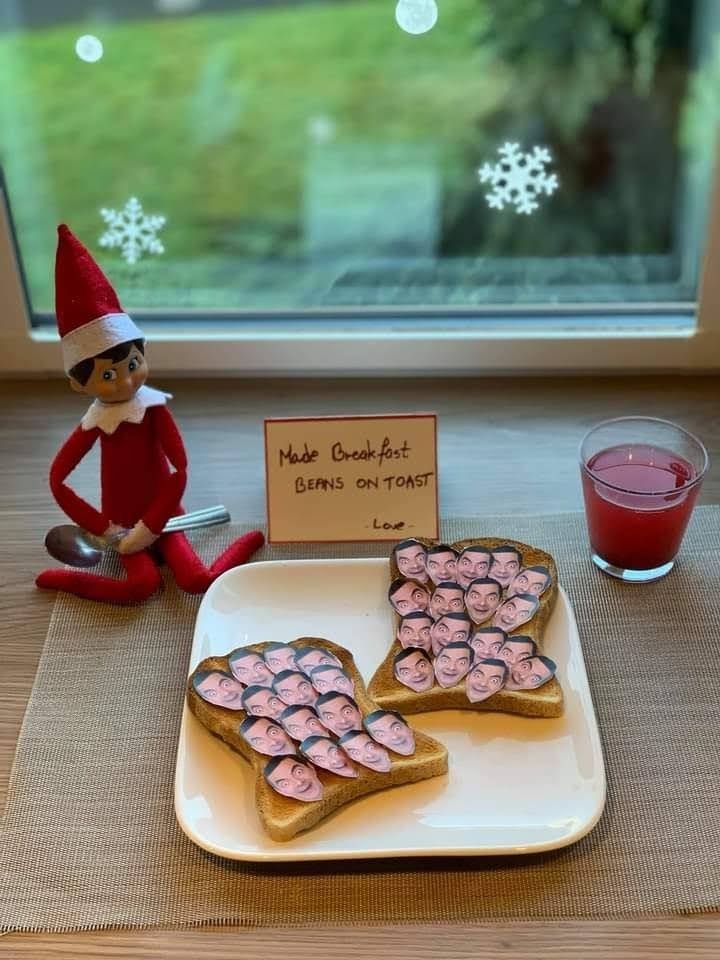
163, 506, 231, 532
101, 506, 232, 547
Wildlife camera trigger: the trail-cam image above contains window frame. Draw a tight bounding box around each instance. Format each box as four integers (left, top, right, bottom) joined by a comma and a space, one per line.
2, 149, 720, 377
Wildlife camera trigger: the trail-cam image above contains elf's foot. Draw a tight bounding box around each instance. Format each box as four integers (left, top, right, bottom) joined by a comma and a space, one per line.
208, 529, 265, 579
36, 551, 163, 605
158, 529, 265, 594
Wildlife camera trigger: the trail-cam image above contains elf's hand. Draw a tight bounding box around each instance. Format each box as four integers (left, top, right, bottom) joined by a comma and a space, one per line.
117, 520, 159, 555
103, 522, 125, 542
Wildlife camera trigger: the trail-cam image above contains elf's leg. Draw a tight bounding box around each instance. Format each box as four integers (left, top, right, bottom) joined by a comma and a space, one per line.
36, 550, 163, 604
157, 529, 264, 594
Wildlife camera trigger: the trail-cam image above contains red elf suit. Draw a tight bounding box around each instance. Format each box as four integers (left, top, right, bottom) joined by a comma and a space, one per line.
36, 225, 264, 604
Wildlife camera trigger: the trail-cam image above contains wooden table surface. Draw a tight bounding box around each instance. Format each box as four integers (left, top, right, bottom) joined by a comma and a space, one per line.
2, 375, 719, 959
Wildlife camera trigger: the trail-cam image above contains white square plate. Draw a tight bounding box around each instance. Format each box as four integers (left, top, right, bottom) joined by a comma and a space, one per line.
175, 558, 606, 861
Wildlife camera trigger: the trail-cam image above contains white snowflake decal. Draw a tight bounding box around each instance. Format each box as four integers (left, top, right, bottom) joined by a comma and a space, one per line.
478, 142, 559, 215
98, 197, 166, 265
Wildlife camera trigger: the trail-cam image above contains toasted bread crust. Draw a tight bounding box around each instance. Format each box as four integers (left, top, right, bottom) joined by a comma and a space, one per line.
369, 537, 564, 718
187, 637, 448, 841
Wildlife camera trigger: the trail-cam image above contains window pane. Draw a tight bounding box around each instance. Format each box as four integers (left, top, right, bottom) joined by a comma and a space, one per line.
0, 0, 717, 318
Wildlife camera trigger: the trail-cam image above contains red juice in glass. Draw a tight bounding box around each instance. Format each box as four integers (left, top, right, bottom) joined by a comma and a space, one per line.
580, 419, 708, 582
582, 445, 699, 569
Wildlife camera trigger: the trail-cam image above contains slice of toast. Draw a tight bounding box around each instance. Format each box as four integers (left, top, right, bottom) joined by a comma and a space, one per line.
187, 637, 448, 842
367, 537, 564, 718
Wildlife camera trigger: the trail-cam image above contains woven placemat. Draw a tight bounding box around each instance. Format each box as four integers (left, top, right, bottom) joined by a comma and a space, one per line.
2, 510, 720, 932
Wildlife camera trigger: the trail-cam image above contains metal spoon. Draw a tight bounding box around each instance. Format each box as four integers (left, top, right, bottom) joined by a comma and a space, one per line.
45, 505, 231, 568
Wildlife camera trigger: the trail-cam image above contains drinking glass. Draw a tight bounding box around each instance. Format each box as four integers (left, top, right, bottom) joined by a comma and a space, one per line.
579, 417, 708, 582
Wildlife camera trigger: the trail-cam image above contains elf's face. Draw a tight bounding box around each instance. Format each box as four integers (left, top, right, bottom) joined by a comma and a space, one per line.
70, 347, 148, 403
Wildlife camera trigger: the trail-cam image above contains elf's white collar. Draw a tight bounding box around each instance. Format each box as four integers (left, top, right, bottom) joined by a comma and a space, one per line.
81, 385, 172, 435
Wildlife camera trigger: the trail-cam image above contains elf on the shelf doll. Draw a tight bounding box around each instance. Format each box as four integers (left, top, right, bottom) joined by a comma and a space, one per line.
36, 224, 264, 604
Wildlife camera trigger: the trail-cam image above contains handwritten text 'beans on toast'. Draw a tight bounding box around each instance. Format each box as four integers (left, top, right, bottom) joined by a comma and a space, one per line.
279, 439, 434, 493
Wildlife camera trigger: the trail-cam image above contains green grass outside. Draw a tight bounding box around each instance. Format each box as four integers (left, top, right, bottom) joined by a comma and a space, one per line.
0, 1, 701, 312
0, 0, 509, 309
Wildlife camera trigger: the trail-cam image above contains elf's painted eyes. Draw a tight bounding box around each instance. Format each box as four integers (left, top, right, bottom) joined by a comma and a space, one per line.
102, 369, 117, 381
128, 358, 140, 372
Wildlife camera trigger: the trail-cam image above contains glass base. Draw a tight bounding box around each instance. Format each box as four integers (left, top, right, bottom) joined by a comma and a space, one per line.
591, 553, 674, 583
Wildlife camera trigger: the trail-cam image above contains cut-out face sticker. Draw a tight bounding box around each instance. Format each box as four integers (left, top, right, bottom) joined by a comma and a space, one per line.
396, 612, 433, 653
338, 731, 392, 772
309, 664, 355, 697
498, 636, 537, 667
469, 627, 507, 662
433, 641, 473, 689
295, 646, 342, 676
272, 670, 317, 706
464, 578, 503, 624
263, 755, 323, 802
424, 545, 458, 586
262, 643, 299, 675
465, 658, 508, 703
393, 538, 429, 583
429, 582, 466, 621
228, 650, 274, 688
241, 684, 286, 720
279, 705, 330, 742
192, 669, 245, 710
388, 578, 430, 616
364, 710, 416, 756
315, 692, 363, 737
455, 545, 492, 589
507, 565, 552, 599
239, 715, 296, 756
506, 655, 557, 690
430, 612, 472, 656
492, 593, 539, 633
299, 736, 358, 778
393, 647, 434, 693
488, 546, 522, 589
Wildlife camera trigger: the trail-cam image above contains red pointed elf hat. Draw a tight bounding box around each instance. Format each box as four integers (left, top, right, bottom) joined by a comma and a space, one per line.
55, 224, 143, 372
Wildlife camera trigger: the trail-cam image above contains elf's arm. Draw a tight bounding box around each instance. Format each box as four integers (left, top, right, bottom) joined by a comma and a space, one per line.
140, 404, 188, 535
49, 425, 108, 535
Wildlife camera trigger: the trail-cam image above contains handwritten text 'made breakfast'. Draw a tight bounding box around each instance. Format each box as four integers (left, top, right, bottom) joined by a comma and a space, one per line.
278, 437, 434, 494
